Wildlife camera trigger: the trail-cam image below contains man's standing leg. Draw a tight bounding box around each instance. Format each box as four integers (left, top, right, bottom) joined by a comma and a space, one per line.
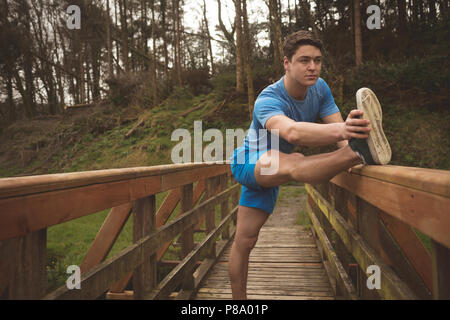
228, 205, 270, 300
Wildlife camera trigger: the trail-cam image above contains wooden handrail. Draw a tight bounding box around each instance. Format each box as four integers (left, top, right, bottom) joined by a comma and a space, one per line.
307, 164, 450, 300
0, 162, 230, 200
331, 165, 450, 249
348, 165, 449, 197
0, 162, 230, 241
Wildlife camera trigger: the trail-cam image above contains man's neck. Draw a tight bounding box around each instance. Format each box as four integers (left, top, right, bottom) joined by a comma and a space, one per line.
283, 74, 308, 100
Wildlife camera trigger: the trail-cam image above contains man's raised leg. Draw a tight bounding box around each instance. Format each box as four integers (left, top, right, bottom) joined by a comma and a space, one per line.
228, 205, 270, 300
255, 146, 362, 188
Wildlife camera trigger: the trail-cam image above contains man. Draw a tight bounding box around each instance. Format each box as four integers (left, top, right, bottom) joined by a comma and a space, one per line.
228, 30, 391, 300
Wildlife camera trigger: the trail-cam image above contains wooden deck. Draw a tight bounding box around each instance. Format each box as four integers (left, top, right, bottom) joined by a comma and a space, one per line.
194, 226, 335, 300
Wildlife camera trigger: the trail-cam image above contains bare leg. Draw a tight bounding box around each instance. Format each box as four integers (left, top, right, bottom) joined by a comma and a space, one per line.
228, 205, 270, 300
255, 145, 362, 188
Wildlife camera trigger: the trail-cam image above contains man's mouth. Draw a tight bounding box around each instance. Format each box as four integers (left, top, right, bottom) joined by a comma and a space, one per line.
306, 75, 317, 79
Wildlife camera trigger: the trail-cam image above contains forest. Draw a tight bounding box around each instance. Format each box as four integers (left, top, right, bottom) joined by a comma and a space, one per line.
0, 0, 449, 177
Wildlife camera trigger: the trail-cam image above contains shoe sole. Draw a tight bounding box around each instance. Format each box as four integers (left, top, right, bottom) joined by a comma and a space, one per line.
356, 88, 392, 165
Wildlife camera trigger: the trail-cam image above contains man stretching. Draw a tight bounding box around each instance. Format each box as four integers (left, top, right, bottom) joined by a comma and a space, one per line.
228, 30, 391, 300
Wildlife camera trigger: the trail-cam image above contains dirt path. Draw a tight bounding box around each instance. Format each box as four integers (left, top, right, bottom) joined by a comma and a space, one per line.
264, 185, 309, 228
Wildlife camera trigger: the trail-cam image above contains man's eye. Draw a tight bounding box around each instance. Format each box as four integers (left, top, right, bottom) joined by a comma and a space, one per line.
300, 59, 309, 63
315, 59, 322, 63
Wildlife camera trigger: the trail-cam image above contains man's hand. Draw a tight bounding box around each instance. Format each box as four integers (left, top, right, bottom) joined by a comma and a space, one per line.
340, 109, 371, 140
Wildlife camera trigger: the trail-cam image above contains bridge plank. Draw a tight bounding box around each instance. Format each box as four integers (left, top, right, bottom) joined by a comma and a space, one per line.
192, 225, 335, 300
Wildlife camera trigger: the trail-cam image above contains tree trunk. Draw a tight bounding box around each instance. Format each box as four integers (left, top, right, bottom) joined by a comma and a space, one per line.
119, 0, 129, 72
234, 0, 244, 93
412, 0, 419, 23
6, 69, 16, 122
161, 0, 170, 87
429, 0, 437, 23
79, 44, 86, 103
268, 0, 284, 76
217, 0, 236, 51
151, 0, 158, 105
397, 0, 407, 35
242, 0, 254, 118
202, 0, 215, 75
19, 0, 36, 118
106, 0, 114, 78
115, 0, 121, 74
174, 0, 183, 86
353, 0, 363, 66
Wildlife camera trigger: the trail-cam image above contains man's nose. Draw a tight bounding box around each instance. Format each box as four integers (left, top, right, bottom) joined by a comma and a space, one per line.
307, 61, 316, 70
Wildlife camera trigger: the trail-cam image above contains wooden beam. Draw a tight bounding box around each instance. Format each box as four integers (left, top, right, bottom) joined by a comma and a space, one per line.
80, 203, 132, 274
306, 200, 358, 300
0, 164, 230, 241
306, 184, 418, 300
349, 165, 450, 198
0, 162, 230, 200
132, 195, 157, 299
331, 170, 450, 249
176, 231, 236, 300
43, 184, 239, 299
431, 240, 450, 299
180, 183, 195, 291
145, 206, 238, 300
379, 211, 432, 292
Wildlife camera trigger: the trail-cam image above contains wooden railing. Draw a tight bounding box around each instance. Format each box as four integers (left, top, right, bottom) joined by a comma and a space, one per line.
306, 165, 450, 300
0, 162, 240, 300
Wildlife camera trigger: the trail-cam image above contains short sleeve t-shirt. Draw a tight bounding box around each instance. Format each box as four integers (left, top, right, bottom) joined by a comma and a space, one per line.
233, 76, 340, 163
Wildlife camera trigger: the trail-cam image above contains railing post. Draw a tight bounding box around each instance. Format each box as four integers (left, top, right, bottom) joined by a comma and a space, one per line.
205, 176, 217, 258
431, 240, 450, 299
0, 229, 47, 299
180, 183, 194, 290
220, 174, 230, 240
132, 195, 156, 299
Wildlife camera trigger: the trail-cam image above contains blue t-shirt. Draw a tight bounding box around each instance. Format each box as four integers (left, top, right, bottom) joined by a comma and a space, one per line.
234, 76, 340, 163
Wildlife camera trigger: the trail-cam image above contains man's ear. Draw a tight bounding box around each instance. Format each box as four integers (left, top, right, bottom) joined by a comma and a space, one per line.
283, 56, 290, 72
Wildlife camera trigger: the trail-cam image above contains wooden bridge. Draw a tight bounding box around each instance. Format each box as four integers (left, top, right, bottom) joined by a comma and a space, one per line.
0, 162, 449, 300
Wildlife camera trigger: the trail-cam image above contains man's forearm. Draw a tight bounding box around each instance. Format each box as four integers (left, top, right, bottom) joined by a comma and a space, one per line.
288, 121, 343, 147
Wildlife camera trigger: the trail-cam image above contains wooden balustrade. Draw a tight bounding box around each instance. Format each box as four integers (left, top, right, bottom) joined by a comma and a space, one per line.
305, 164, 450, 300
0, 162, 240, 300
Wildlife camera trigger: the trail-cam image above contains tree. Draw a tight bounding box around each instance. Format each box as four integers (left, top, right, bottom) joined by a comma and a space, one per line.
151, 0, 158, 104
268, 0, 284, 76
242, 0, 254, 118
234, 0, 245, 93
353, 0, 362, 66
202, 0, 215, 75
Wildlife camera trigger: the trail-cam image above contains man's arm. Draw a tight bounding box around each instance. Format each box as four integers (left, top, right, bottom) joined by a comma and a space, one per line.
322, 112, 348, 149
265, 110, 370, 147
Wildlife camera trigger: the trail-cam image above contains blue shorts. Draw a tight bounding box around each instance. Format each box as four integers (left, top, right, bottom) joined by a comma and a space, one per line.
230, 149, 279, 214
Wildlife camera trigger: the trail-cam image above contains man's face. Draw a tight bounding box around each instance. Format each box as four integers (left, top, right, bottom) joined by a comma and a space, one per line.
284, 45, 322, 87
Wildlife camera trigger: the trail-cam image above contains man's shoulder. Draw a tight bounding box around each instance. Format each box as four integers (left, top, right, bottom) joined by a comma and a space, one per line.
256, 78, 285, 102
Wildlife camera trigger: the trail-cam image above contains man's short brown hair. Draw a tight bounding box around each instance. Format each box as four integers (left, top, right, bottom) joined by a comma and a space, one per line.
283, 30, 323, 61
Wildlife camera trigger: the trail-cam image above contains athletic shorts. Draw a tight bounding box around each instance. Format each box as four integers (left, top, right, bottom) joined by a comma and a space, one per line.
230, 149, 279, 214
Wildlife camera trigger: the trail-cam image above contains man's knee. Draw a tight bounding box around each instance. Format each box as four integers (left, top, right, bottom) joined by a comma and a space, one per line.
235, 235, 259, 253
